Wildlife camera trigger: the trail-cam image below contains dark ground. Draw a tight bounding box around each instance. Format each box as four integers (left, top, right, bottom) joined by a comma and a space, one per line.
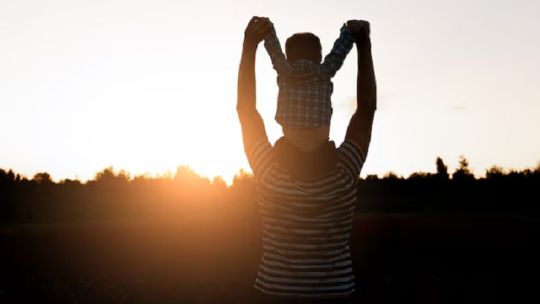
0, 214, 537, 303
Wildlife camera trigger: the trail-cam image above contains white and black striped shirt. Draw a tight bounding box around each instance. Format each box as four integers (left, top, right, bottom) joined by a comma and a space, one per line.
247, 138, 366, 298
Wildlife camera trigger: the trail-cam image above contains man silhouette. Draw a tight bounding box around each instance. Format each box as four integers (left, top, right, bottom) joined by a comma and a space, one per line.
237, 16, 376, 303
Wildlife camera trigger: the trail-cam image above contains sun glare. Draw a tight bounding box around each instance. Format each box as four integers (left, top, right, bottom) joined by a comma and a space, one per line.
1, 0, 539, 184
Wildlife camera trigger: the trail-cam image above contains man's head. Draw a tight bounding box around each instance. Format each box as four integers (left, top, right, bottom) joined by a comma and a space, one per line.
285, 33, 322, 64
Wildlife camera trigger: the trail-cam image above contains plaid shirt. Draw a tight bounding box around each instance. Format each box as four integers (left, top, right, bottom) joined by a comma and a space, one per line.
264, 25, 354, 129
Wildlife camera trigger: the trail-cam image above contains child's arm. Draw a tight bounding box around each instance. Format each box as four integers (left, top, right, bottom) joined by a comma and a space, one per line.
263, 27, 292, 75
320, 25, 355, 78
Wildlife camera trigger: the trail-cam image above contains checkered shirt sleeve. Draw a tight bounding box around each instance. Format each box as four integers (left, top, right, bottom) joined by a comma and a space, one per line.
263, 28, 293, 75
320, 25, 354, 78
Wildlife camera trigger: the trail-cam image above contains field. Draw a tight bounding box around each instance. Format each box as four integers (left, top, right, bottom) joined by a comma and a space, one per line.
1, 213, 536, 303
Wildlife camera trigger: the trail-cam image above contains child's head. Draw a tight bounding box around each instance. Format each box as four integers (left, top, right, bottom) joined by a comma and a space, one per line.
285, 33, 322, 64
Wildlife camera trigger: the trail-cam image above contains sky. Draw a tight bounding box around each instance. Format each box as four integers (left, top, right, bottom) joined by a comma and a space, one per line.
1, 0, 539, 183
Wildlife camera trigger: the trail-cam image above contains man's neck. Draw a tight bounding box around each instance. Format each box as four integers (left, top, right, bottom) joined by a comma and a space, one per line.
282, 126, 330, 152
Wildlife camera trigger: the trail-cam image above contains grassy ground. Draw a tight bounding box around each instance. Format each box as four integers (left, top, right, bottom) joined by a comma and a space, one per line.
0, 214, 536, 303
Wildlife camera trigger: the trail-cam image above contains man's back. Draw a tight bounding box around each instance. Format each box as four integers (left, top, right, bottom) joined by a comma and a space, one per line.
248, 138, 366, 297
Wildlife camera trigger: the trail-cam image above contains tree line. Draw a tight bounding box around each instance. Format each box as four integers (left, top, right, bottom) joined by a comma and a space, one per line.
1, 157, 539, 225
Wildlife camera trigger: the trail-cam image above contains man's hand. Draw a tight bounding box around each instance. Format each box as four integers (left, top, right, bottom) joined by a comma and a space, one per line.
244, 16, 273, 47
346, 20, 370, 47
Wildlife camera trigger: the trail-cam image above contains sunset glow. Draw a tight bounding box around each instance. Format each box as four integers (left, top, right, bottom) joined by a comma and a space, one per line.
1, 0, 539, 184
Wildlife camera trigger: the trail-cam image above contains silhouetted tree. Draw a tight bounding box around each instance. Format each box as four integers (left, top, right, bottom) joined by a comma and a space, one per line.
94, 167, 130, 183
7, 169, 16, 181
94, 167, 116, 182
0, 169, 10, 183
232, 169, 256, 197
452, 155, 475, 181
458, 156, 470, 173
175, 166, 208, 184
60, 178, 82, 186
436, 157, 449, 180
33, 172, 52, 184
383, 172, 400, 180
365, 174, 379, 181
408, 172, 431, 180
212, 176, 228, 190
485, 166, 504, 180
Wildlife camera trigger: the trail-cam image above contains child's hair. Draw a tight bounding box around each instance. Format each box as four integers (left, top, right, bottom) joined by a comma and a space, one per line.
285, 33, 322, 64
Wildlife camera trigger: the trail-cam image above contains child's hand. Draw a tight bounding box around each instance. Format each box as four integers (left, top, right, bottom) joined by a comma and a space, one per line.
244, 16, 273, 46
346, 20, 370, 47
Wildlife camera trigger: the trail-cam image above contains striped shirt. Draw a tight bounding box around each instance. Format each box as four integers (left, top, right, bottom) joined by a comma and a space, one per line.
247, 138, 366, 298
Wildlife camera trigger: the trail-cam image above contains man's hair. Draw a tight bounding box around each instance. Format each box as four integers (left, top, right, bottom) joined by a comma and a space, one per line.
285, 33, 322, 64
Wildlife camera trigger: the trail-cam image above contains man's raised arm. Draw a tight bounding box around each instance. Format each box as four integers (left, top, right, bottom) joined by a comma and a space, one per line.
344, 20, 377, 155
237, 17, 272, 155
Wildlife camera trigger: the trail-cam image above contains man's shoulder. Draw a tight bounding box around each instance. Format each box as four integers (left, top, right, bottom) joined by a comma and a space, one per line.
246, 138, 276, 176
336, 139, 367, 178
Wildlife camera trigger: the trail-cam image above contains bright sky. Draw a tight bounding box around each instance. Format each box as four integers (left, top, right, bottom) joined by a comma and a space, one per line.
1, 0, 539, 183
